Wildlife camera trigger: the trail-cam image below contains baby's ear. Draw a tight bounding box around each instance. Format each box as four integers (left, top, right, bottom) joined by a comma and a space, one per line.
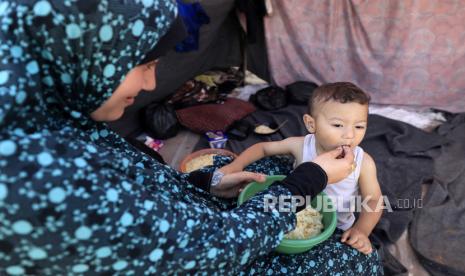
303, 114, 315, 133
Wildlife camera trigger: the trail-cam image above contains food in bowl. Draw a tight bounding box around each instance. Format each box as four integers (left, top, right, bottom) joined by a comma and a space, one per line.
237, 175, 337, 254
285, 206, 323, 239
179, 148, 237, 173
184, 154, 217, 173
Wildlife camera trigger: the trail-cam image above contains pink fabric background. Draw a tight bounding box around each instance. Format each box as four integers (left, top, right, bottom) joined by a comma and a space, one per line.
264, 0, 465, 112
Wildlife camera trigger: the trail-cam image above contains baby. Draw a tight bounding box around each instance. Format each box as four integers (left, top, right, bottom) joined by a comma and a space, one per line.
222, 82, 382, 255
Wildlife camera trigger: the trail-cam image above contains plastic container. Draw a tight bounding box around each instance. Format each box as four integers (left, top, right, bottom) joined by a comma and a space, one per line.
237, 175, 337, 254
205, 131, 228, 149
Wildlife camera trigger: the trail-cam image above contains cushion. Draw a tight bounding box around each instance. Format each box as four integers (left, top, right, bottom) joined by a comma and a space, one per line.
176, 98, 256, 133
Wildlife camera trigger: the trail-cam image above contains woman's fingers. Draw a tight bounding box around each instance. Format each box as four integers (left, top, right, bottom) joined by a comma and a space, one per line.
329, 146, 345, 158
340, 146, 355, 174
313, 146, 356, 184
342, 145, 355, 162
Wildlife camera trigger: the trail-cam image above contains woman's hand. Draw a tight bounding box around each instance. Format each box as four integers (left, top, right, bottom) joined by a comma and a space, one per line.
210, 170, 266, 198
341, 227, 373, 255
312, 146, 355, 184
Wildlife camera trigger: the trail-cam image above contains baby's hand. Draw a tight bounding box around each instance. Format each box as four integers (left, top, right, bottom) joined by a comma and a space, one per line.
341, 227, 373, 255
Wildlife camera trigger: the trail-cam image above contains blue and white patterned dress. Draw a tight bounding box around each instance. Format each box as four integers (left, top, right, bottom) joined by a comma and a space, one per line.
0, 0, 382, 274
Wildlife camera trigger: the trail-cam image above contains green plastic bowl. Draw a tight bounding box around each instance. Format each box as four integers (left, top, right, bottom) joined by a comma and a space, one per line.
237, 175, 337, 254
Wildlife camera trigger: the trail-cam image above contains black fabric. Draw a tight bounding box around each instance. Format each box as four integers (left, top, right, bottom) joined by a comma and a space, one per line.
187, 170, 214, 192
141, 103, 179, 139
235, 0, 267, 43
285, 81, 319, 105
225, 119, 253, 141
412, 248, 464, 276
197, 104, 447, 274
109, 0, 245, 136
124, 136, 166, 165
195, 105, 311, 151
250, 86, 288, 110
109, 0, 271, 137
140, 16, 188, 64
273, 162, 328, 212
370, 235, 408, 276
360, 114, 444, 243
409, 112, 465, 276
237, 0, 271, 83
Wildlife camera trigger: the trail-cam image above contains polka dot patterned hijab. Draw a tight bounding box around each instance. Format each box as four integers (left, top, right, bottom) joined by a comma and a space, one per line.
0, 0, 185, 186
0, 2, 190, 272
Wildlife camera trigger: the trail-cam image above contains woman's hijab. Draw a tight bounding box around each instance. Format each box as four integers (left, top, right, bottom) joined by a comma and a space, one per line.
0, 0, 185, 192
0, 1, 191, 273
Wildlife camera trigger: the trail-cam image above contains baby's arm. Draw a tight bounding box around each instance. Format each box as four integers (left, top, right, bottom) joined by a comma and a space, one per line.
354, 153, 383, 234
221, 137, 304, 174
341, 152, 383, 254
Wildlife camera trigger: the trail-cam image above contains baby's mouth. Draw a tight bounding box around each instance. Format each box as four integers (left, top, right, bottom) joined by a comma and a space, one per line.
336, 145, 351, 159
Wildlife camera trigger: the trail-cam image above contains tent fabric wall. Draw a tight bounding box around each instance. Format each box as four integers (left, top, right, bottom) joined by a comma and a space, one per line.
264, 0, 465, 112
109, 0, 243, 136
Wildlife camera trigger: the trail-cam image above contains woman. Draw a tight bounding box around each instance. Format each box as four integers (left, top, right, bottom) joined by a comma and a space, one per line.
0, 0, 382, 274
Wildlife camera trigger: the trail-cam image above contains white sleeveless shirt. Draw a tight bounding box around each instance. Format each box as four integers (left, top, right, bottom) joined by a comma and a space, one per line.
301, 134, 364, 230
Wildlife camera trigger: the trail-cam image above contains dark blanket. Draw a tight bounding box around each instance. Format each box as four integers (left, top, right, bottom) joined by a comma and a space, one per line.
197, 104, 446, 274
410, 113, 465, 276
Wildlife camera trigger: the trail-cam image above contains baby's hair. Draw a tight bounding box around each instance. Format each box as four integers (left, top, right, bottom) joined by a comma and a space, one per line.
307, 82, 370, 115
